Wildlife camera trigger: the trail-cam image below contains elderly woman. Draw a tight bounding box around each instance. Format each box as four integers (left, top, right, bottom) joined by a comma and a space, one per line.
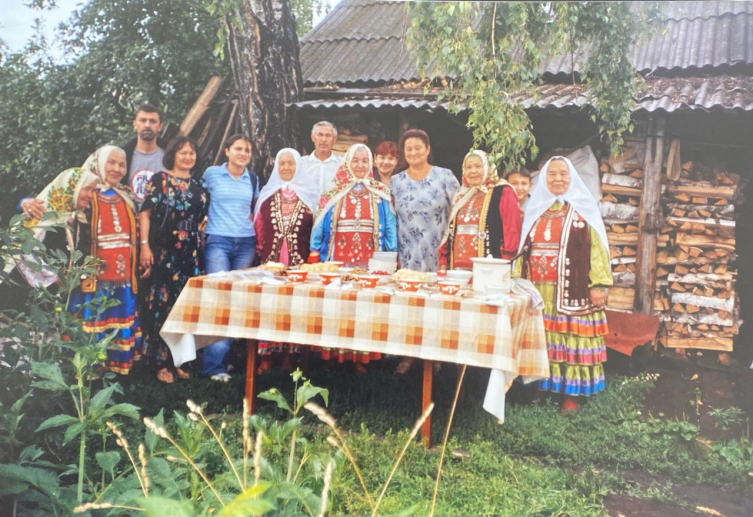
310, 143, 397, 267
438, 150, 521, 270
254, 148, 318, 373
310, 143, 397, 373
516, 156, 612, 412
139, 136, 209, 384
373, 140, 399, 185
71, 146, 143, 375
391, 129, 460, 272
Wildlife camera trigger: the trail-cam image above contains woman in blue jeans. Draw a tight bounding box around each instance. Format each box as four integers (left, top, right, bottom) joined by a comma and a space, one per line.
201, 134, 260, 381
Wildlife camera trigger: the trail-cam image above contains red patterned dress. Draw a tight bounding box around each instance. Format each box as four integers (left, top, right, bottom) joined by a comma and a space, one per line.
331, 186, 378, 267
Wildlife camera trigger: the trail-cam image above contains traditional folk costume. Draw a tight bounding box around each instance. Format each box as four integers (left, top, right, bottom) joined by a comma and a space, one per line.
517, 156, 612, 397
70, 146, 143, 374
439, 150, 522, 270
254, 149, 318, 359
310, 144, 397, 364
2, 167, 99, 287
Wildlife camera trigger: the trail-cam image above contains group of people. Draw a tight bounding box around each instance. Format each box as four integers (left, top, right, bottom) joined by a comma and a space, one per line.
7, 104, 613, 411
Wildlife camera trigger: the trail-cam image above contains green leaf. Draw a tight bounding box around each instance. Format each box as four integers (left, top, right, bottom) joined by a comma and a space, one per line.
138, 496, 196, 516
258, 388, 292, 413
218, 482, 275, 517
30, 362, 67, 391
63, 422, 86, 446
297, 383, 329, 408
101, 403, 140, 421
95, 451, 121, 478
89, 384, 117, 413
36, 414, 79, 432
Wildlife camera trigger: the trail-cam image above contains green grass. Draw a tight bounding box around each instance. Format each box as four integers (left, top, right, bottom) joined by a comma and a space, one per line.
117, 361, 750, 515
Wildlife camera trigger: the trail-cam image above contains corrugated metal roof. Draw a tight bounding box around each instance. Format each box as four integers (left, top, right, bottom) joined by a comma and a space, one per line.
292, 76, 753, 113
300, 0, 753, 86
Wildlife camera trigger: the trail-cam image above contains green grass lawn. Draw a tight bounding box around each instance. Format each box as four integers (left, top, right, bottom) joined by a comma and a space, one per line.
116, 358, 750, 516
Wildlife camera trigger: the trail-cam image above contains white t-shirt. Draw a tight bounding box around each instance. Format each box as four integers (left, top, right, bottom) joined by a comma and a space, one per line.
300, 152, 341, 195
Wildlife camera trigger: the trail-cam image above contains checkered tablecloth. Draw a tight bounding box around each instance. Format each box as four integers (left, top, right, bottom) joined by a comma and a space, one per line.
162, 274, 547, 375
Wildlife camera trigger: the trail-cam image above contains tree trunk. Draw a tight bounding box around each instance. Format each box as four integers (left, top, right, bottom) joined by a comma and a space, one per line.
228, 0, 303, 180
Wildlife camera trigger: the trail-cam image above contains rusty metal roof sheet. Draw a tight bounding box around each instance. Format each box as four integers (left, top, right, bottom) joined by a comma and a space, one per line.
292, 76, 753, 113
300, 1, 753, 86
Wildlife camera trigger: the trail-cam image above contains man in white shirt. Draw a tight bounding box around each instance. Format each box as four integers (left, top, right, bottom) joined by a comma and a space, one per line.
300, 121, 341, 195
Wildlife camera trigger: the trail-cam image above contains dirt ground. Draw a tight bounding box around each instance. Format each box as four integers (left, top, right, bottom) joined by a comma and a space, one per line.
604, 348, 753, 517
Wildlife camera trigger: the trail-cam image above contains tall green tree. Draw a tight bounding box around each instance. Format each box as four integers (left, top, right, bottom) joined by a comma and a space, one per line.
0, 0, 228, 223
407, 2, 662, 169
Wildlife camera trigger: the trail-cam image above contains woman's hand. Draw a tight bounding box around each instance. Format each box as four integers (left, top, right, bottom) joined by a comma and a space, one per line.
589, 288, 607, 308
21, 198, 46, 219
140, 243, 154, 278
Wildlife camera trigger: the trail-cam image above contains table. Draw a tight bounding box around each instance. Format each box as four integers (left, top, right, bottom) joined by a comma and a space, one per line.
161, 272, 549, 446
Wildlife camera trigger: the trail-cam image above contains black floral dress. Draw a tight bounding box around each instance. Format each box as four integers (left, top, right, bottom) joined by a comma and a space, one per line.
140, 171, 209, 369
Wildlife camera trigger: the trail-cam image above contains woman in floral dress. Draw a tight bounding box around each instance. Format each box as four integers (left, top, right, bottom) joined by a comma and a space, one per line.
139, 136, 209, 383
254, 148, 318, 373
390, 129, 459, 373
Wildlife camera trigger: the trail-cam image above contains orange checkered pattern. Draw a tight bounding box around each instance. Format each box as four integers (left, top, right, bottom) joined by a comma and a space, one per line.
161, 276, 549, 377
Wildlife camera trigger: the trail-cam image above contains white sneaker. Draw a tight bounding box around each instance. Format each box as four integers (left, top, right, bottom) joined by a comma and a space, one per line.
210, 373, 231, 383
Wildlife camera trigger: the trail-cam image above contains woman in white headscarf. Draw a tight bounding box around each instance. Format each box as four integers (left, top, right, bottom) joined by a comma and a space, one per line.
71, 145, 143, 375
254, 148, 319, 267
516, 156, 612, 412
309, 143, 397, 267
309, 143, 398, 373
438, 150, 522, 270
253, 148, 319, 374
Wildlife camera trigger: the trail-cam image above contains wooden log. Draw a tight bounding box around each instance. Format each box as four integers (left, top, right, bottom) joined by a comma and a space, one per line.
671, 292, 735, 312
673, 313, 735, 327
600, 202, 639, 222
602, 183, 642, 197
667, 183, 736, 199
611, 257, 636, 265
606, 287, 635, 310
666, 216, 735, 230
608, 232, 639, 245
613, 270, 636, 287
667, 272, 734, 283
179, 76, 225, 136
675, 233, 736, 251
665, 337, 733, 352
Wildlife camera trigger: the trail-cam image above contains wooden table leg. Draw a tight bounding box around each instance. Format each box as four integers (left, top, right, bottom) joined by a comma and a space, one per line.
421, 359, 434, 448
244, 339, 258, 416
457, 364, 466, 405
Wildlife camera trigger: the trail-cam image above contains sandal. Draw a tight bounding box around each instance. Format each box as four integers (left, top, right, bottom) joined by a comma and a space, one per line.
157, 368, 174, 384
175, 367, 191, 380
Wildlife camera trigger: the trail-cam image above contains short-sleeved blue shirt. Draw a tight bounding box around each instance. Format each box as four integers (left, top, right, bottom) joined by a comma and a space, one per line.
203, 163, 260, 238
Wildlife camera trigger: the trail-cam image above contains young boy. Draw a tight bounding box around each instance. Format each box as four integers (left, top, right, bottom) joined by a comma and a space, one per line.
506, 168, 532, 210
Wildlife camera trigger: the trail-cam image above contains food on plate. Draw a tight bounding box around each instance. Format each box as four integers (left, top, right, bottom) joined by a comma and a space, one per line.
301, 262, 341, 273
260, 262, 286, 274
392, 269, 430, 283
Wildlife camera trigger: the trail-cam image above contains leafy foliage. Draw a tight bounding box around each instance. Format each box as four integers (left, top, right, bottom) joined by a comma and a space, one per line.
0, 0, 229, 224
407, 2, 662, 168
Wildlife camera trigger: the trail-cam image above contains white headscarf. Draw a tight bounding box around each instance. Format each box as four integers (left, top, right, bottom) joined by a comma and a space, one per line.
255, 148, 319, 217
81, 145, 135, 210
314, 143, 393, 228
519, 155, 609, 254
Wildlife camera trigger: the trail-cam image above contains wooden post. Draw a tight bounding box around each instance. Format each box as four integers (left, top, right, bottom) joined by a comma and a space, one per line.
244, 339, 258, 416
421, 359, 434, 448
179, 76, 224, 136
634, 114, 666, 315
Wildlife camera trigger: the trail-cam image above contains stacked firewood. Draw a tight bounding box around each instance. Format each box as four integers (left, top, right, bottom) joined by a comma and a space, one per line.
599, 137, 670, 311
659, 161, 741, 351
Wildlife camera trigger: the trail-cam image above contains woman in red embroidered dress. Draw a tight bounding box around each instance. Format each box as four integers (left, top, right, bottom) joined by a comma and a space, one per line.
309, 143, 398, 373
516, 156, 612, 412
254, 148, 319, 373
438, 150, 521, 270
71, 145, 142, 374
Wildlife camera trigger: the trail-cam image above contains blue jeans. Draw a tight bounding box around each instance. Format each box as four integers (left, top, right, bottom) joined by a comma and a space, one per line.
202, 234, 257, 376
